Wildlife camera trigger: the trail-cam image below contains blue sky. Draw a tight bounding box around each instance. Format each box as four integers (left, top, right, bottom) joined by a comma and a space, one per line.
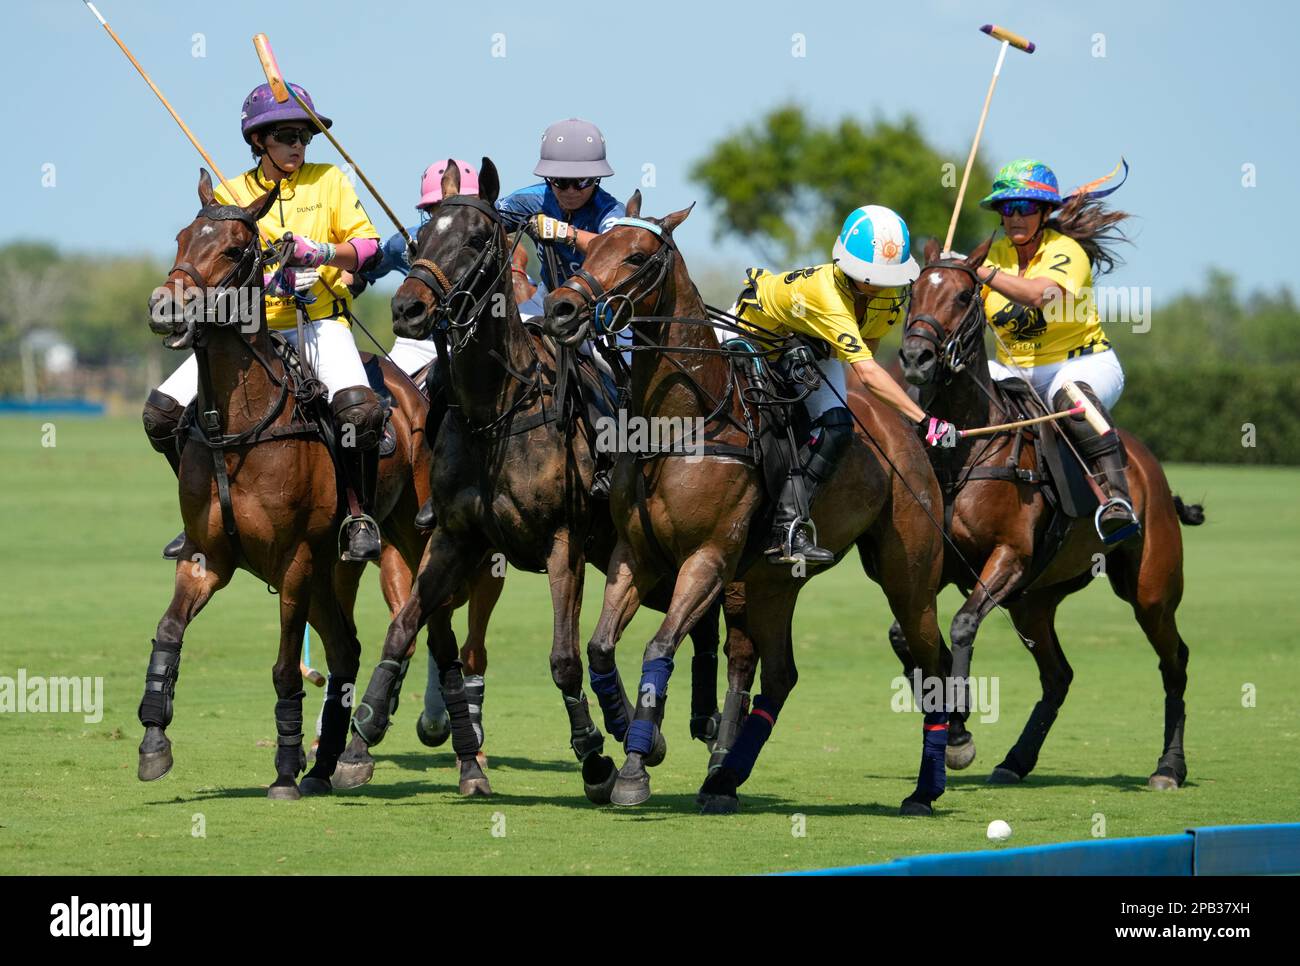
3, 0, 1297, 304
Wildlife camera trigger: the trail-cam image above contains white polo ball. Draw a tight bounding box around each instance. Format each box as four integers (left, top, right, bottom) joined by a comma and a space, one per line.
986, 819, 1012, 841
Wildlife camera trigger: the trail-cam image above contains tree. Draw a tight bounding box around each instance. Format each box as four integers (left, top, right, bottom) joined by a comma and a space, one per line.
689, 104, 998, 266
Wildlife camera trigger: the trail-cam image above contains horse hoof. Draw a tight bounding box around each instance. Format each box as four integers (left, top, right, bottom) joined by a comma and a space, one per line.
946, 737, 976, 771
987, 766, 1022, 785
643, 729, 668, 768
899, 797, 934, 817
459, 776, 492, 797
299, 776, 332, 796
611, 773, 651, 807
1148, 773, 1181, 791
138, 748, 173, 783
268, 779, 301, 800
582, 755, 618, 805
698, 792, 739, 815
416, 711, 451, 748
332, 757, 374, 790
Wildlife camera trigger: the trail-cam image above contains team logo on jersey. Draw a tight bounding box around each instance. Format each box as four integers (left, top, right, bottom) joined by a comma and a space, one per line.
990, 301, 1047, 341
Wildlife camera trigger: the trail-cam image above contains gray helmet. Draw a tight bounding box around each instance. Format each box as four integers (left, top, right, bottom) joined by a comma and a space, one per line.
533, 118, 614, 178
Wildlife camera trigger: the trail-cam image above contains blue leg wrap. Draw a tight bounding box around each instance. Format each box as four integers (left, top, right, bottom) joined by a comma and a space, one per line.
915, 710, 949, 802
589, 665, 630, 741
625, 657, 674, 755
722, 694, 778, 786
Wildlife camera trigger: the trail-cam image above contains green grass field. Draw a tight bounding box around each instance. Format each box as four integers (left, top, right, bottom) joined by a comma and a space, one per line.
1, 416, 1297, 875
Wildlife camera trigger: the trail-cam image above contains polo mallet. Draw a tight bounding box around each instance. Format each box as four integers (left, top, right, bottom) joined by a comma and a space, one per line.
82, 2, 275, 244
941, 24, 1037, 256
252, 34, 415, 254
957, 404, 1085, 439
300, 625, 326, 688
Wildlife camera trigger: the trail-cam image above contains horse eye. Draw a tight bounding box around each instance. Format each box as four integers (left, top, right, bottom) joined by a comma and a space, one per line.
224, 246, 244, 260
957, 289, 973, 305
627, 252, 648, 266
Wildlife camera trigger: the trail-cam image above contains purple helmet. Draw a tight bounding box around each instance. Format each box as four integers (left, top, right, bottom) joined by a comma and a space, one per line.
240, 83, 332, 144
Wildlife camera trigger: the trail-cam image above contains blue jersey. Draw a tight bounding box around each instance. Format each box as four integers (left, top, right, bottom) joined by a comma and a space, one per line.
496, 183, 625, 290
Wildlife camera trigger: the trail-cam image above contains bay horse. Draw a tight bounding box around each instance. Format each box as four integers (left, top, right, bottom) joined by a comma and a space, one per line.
894, 237, 1202, 788
139, 169, 497, 798
336, 158, 726, 801
543, 194, 955, 816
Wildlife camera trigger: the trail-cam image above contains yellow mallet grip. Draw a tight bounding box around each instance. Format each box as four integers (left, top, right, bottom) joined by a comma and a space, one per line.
980, 24, 1036, 53
253, 33, 290, 102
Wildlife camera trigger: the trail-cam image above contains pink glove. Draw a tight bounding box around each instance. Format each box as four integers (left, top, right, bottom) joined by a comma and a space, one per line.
922, 416, 956, 448
287, 233, 336, 268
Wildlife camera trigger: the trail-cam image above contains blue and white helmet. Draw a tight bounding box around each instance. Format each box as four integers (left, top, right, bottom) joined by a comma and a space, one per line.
831, 205, 919, 287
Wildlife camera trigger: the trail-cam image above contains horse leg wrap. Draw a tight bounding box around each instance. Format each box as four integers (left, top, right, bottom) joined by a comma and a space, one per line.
1002, 700, 1060, 776
913, 711, 949, 803
566, 692, 606, 762
588, 665, 631, 742
138, 639, 182, 729
464, 674, 486, 747
714, 689, 750, 754
439, 662, 481, 760
720, 694, 778, 787
274, 690, 306, 777
1157, 696, 1188, 780
350, 657, 408, 747
626, 657, 673, 756
423, 652, 447, 720
690, 652, 719, 740
313, 675, 354, 771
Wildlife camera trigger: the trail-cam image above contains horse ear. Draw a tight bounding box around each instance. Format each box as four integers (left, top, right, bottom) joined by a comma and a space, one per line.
923, 237, 941, 266
660, 201, 694, 234
478, 157, 500, 205
625, 190, 642, 219
964, 235, 994, 268
248, 183, 279, 222
440, 159, 461, 200
198, 168, 215, 208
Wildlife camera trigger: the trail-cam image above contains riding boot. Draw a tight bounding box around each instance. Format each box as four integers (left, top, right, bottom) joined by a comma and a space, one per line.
1052, 383, 1141, 546
332, 387, 384, 562
142, 389, 188, 559
765, 407, 854, 566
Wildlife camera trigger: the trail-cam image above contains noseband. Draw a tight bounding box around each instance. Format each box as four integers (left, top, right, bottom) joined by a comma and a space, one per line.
905, 260, 986, 378
557, 217, 676, 335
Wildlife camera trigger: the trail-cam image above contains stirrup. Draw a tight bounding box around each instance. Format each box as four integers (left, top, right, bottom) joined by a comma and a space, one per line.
1095, 498, 1140, 546
767, 518, 826, 565
338, 512, 381, 561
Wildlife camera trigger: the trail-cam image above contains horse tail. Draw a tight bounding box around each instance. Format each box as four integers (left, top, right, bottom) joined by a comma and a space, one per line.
1173, 495, 1205, 526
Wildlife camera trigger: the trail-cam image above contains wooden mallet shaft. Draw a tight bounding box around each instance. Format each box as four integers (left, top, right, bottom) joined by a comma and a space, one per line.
941, 24, 1037, 255
252, 34, 415, 253
958, 405, 1085, 439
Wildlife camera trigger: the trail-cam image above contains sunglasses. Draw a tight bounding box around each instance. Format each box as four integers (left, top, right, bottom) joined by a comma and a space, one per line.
546, 177, 599, 191
267, 127, 314, 147
996, 199, 1042, 217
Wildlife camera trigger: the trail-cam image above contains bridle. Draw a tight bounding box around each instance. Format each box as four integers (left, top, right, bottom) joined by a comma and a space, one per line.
556, 217, 677, 337
903, 259, 988, 381
405, 195, 518, 349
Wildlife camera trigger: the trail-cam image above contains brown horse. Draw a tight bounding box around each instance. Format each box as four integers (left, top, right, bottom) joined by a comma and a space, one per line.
894, 238, 1202, 788
335, 159, 726, 801
139, 169, 497, 798
543, 194, 955, 815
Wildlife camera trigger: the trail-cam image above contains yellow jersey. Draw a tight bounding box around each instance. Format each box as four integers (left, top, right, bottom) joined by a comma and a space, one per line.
214, 163, 379, 331
734, 263, 905, 363
981, 228, 1111, 367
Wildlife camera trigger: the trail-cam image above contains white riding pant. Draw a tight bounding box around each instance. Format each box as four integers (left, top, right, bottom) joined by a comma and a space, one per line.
156, 317, 369, 405
986, 349, 1125, 411
387, 335, 439, 376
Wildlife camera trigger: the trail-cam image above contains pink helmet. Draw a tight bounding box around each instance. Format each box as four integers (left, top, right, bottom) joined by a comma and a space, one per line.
418, 159, 479, 208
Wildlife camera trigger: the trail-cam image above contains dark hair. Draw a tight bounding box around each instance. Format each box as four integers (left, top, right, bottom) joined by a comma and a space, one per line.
1047, 195, 1132, 276
249, 130, 266, 161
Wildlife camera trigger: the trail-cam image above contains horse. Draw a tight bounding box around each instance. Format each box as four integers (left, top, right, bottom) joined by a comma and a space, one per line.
335, 158, 728, 801
139, 169, 497, 798
894, 237, 1202, 789
543, 193, 956, 816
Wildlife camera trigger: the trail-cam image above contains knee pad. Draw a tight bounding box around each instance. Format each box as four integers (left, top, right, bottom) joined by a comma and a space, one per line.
804, 406, 854, 483
142, 390, 185, 454
331, 386, 384, 450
